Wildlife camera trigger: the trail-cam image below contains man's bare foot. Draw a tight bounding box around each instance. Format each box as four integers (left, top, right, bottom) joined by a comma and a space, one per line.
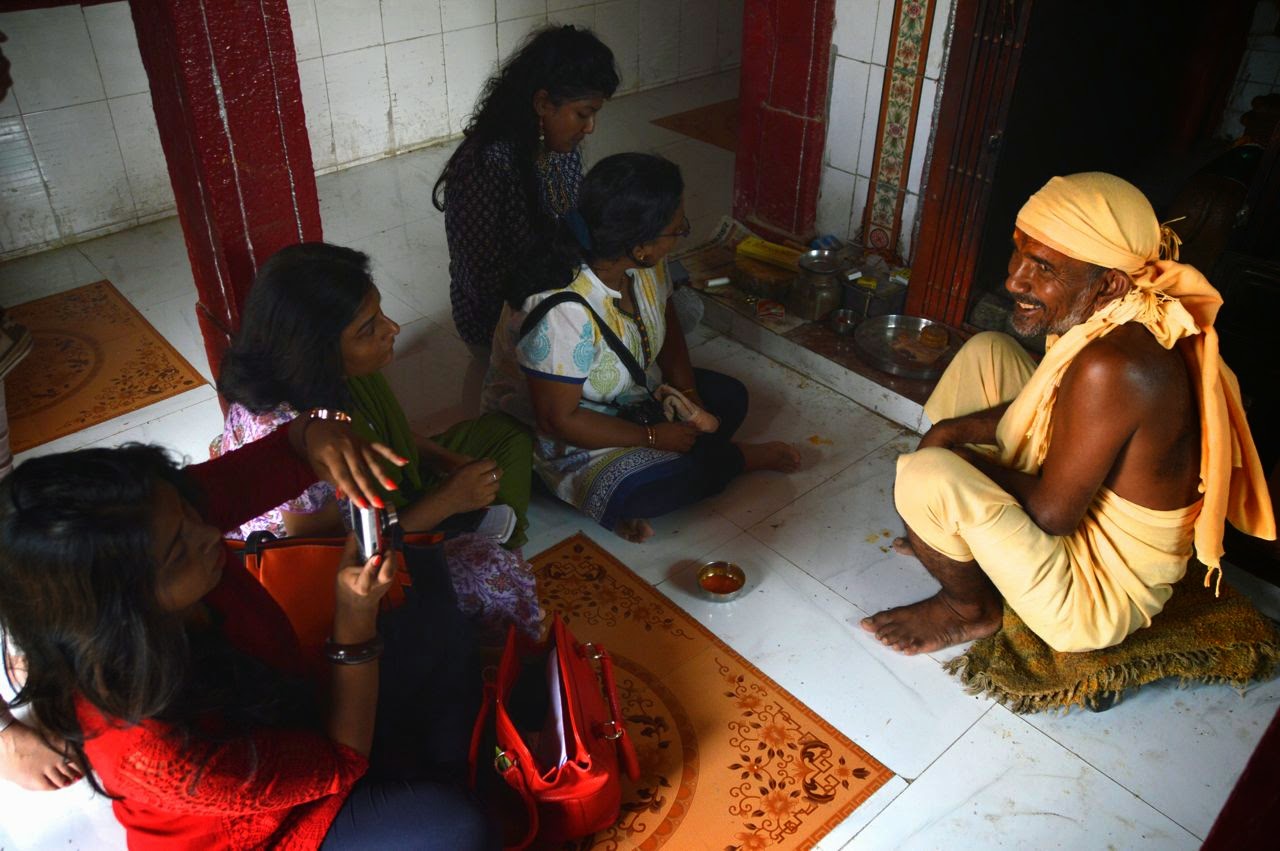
891, 536, 914, 556
615, 518, 654, 543
739, 441, 802, 473
859, 592, 1001, 655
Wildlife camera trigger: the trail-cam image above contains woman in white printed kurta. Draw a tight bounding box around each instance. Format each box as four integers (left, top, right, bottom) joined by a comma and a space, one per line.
483, 153, 799, 540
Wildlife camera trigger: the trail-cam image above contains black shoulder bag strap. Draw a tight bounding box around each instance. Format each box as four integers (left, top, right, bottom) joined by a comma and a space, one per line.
518, 292, 651, 390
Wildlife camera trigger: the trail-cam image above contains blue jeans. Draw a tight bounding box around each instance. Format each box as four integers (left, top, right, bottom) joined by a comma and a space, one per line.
320, 778, 496, 850
322, 544, 494, 850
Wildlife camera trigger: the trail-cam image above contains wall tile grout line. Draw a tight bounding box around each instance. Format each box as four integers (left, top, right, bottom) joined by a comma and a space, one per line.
1, 2, 741, 259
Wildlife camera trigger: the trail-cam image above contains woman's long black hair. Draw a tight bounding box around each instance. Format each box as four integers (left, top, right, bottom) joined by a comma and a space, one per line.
0, 446, 318, 796
505, 152, 684, 308
431, 25, 619, 216
217, 242, 374, 414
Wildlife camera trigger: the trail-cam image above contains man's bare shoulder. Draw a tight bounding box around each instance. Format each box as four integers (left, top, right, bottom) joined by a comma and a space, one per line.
1059, 319, 1200, 508
1065, 324, 1183, 405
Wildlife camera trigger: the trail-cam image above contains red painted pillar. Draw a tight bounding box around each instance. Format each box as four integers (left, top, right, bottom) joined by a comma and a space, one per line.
733, 0, 836, 242
129, 0, 321, 379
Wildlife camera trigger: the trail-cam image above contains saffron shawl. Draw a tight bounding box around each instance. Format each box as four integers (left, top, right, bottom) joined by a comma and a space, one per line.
997, 172, 1274, 587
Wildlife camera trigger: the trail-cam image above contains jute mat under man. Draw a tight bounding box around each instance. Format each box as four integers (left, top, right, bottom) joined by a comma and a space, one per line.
5, 281, 205, 453
946, 569, 1280, 713
530, 534, 893, 850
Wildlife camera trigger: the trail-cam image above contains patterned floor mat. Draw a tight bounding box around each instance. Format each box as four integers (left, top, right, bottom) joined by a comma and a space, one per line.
5, 280, 205, 453
528, 533, 893, 850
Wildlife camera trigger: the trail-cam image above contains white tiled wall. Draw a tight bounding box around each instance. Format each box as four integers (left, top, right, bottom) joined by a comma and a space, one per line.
0, 0, 744, 261
0, 3, 172, 260
817, 0, 952, 262
1218, 0, 1280, 138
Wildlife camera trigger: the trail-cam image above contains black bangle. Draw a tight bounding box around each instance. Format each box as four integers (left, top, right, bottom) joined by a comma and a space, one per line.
324, 634, 384, 665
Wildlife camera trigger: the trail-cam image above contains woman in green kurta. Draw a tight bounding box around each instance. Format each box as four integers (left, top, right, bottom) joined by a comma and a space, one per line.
218, 242, 540, 638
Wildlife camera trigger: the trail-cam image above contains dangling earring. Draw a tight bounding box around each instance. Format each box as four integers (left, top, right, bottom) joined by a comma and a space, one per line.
538, 116, 546, 147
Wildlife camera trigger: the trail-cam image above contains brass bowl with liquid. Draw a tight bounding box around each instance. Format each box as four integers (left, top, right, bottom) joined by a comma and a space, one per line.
697, 560, 747, 602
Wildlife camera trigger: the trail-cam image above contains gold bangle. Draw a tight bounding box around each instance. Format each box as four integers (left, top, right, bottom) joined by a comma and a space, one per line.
307, 408, 352, 423
301, 408, 352, 450
645, 425, 656, 449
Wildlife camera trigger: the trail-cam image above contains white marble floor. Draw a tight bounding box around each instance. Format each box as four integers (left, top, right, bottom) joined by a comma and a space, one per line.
2, 71, 1279, 850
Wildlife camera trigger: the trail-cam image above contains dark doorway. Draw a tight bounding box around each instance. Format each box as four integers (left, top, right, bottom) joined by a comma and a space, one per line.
964, 0, 1255, 333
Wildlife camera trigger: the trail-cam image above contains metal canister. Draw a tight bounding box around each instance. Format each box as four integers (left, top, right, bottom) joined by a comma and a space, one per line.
842, 274, 907, 321
789, 249, 842, 321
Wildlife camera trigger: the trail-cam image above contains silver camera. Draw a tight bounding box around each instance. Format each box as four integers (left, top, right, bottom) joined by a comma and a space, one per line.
349, 503, 399, 561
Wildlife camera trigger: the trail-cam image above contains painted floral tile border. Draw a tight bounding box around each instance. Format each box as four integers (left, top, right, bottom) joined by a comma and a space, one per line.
862, 0, 937, 258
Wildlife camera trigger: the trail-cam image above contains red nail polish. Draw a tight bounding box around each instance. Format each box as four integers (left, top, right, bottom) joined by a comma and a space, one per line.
372, 496, 385, 509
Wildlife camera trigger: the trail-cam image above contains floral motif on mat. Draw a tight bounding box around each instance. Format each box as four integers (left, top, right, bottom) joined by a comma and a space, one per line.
6, 281, 205, 453
533, 535, 893, 850
719, 658, 874, 850
540, 540, 697, 639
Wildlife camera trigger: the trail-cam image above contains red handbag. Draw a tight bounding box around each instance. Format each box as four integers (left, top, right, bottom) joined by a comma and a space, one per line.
469, 614, 640, 849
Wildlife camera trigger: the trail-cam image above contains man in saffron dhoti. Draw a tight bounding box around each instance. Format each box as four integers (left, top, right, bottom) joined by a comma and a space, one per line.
863, 172, 1276, 654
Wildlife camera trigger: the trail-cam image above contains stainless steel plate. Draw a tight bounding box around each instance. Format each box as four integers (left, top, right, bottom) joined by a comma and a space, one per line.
853, 314, 957, 380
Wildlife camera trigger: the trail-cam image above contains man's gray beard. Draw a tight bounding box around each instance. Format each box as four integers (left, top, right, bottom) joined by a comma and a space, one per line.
1010, 308, 1042, 338
1010, 292, 1096, 338
1048, 296, 1097, 336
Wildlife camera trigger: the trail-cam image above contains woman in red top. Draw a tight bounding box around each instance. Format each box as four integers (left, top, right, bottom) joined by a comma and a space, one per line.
0, 417, 495, 849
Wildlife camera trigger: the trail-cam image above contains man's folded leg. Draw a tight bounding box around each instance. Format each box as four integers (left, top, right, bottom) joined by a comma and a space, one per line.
894, 447, 1143, 652
923, 331, 1037, 424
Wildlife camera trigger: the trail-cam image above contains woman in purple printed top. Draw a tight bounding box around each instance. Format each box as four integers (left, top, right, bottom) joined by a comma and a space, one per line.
433, 25, 619, 347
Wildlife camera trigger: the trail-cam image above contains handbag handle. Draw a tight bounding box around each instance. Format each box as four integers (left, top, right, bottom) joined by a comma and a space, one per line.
496, 752, 541, 851
466, 681, 492, 791
579, 642, 640, 781
467, 680, 541, 851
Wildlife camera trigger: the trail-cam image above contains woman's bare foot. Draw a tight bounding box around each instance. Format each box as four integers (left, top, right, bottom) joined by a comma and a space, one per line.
891, 536, 914, 556
615, 518, 655, 543
859, 592, 1001, 655
739, 441, 802, 473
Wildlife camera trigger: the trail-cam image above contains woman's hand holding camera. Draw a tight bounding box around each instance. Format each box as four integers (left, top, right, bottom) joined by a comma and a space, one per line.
441, 459, 503, 514
327, 535, 392, 756
333, 535, 397, 637
652, 421, 699, 453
